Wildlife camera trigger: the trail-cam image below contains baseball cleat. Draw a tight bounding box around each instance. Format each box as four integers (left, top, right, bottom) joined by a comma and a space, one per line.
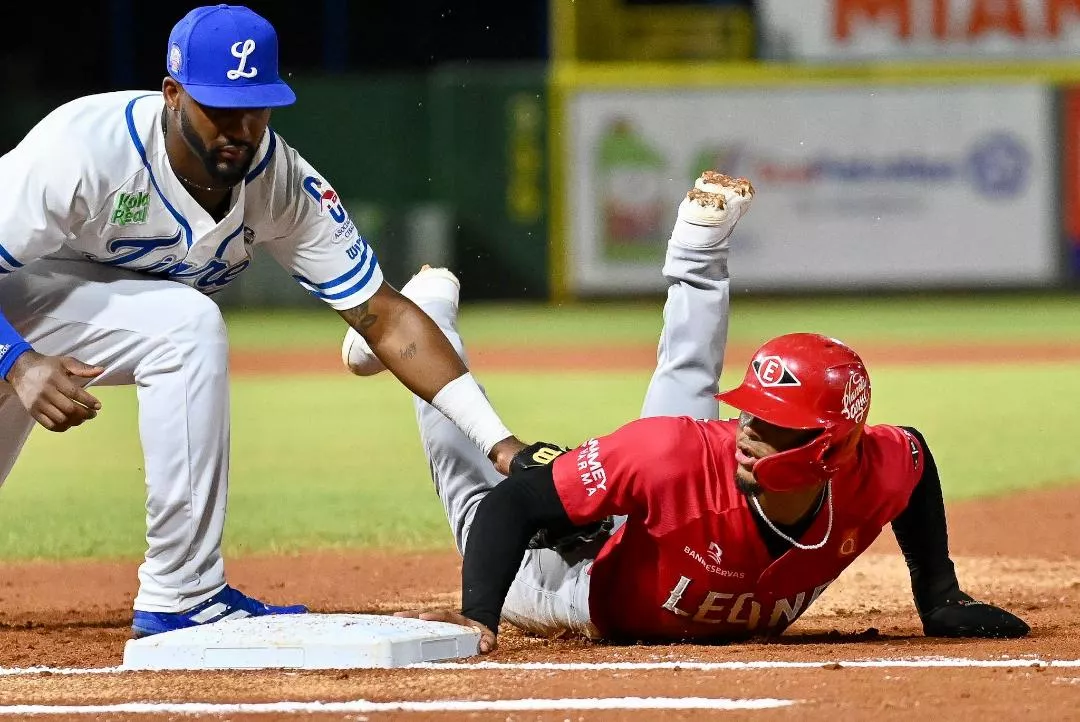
131, 585, 308, 638
672, 170, 755, 249
342, 265, 461, 377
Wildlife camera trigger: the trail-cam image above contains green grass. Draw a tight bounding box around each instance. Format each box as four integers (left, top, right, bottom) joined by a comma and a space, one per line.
1, 293, 1079, 561
226, 290, 1080, 350
0, 372, 649, 560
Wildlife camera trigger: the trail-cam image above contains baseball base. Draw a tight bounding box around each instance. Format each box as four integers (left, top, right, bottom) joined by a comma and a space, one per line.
121, 613, 480, 670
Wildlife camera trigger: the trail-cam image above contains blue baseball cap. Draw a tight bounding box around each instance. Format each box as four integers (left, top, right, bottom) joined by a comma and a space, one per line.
167, 4, 296, 109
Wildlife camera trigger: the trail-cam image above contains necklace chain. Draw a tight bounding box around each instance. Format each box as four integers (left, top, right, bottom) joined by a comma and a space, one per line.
750, 481, 834, 551
173, 169, 228, 193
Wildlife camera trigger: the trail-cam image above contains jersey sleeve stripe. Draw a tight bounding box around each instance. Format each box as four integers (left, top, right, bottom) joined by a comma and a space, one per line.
244, 129, 277, 185
125, 95, 194, 249
297, 251, 379, 301
0, 243, 24, 270
289, 242, 371, 291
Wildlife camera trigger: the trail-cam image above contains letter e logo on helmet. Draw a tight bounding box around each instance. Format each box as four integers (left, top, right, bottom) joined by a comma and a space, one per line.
753, 356, 801, 387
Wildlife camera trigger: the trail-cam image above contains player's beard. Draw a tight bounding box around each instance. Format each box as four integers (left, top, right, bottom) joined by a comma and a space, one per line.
179, 107, 256, 188
735, 472, 764, 497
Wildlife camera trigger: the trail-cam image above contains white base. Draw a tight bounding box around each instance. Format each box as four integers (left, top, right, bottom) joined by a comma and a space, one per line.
121, 613, 480, 670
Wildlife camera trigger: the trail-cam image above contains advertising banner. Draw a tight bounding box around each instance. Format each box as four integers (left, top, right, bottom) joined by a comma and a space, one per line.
564, 84, 1057, 295
758, 0, 1080, 62
1062, 86, 1080, 277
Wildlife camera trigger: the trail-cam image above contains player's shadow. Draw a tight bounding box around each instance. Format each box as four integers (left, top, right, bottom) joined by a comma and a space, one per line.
754, 627, 924, 645
580, 626, 925, 649
0, 616, 132, 632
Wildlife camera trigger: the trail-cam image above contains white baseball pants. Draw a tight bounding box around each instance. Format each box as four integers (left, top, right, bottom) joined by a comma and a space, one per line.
410, 216, 732, 639
0, 258, 230, 612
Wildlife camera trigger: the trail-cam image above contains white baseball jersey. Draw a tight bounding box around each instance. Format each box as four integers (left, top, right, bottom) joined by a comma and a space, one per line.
0, 90, 383, 310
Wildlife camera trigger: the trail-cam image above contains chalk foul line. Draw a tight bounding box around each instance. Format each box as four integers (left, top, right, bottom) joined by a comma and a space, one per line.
0, 697, 794, 715
413, 657, 1080, 671
1, 656, 1078, 676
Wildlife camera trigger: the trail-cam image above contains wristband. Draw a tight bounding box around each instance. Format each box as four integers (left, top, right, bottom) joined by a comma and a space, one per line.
0, 311, 31, 381
430, 372, 513, 456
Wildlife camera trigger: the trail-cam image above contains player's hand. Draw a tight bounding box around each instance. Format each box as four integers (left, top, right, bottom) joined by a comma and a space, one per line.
488, 436, 528, 476
5, 351, 104, 432
503, 441, 599, 551
921, 593, 1030, 639
394, 609, 498, 654
509, 440, 570, 475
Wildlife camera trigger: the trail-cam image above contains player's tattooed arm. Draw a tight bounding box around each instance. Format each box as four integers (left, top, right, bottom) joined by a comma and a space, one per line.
340, 300, 414, 360
338, 282, 468, 401
338, 300, 378, 332
338, 281, 527, 474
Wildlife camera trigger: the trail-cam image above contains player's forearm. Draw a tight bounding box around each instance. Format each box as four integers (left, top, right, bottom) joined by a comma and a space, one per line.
461, 464, 573, 631
340, 286, 514, 457
348, 291, 469, 399
890, 427, 962, 615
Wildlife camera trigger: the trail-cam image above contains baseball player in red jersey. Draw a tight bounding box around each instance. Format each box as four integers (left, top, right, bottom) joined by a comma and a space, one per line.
379, 171, 1029, 652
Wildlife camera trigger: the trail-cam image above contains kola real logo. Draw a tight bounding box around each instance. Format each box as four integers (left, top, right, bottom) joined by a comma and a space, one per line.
110, 191, 150, 226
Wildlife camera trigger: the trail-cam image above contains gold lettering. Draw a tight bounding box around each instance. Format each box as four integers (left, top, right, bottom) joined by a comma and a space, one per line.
506, 94, 543, 223
531, 447, 562, 465
726, 592, 761, 630
768, 592, 806, 628
692, 591, 734, 624
809, 582, 832, 606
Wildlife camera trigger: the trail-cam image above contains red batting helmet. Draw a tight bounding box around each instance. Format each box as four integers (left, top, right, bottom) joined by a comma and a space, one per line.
716, 333, 871, 492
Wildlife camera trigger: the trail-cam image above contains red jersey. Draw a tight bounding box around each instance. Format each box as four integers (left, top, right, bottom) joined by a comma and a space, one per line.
551, 416, 924, 641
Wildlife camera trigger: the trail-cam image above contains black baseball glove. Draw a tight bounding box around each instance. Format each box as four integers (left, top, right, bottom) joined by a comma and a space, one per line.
510, 441, 616, 552
509, 441, 572, 475
921, 592, 1030, 639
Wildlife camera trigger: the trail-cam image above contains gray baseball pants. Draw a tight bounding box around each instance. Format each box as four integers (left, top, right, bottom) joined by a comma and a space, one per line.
410, 230, 732, 638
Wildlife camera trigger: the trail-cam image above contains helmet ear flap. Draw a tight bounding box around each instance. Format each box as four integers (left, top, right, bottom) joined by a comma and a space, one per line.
751, 432, 834, 493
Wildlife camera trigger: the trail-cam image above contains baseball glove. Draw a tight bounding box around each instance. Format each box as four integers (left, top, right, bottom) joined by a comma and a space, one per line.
921, 593, 1030, 638
509, 441, 616, 552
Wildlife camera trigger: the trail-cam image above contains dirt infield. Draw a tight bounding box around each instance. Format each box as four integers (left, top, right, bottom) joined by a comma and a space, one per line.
1, 339, 1077, 719
2, 481, 1079, 720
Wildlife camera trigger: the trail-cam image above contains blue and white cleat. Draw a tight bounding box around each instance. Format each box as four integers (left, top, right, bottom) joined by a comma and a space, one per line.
131, 585, 309, 638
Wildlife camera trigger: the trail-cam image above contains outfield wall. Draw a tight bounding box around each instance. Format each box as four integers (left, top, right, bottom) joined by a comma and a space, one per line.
549, 61, 1080, 300
231, 64, 551, 308
9, 61, 1080, 306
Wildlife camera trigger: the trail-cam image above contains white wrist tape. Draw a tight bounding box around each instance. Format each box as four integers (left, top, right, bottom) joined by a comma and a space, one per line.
430, 372, 513, 456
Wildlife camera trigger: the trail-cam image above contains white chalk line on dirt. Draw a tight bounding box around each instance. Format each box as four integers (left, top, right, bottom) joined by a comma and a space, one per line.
0, 666, 124, 676
0, 697, 794, 715
415, 658, 1080, 671
2, 657, 1079, 676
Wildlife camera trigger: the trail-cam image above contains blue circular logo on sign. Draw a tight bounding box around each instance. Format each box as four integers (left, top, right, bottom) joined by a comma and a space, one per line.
966, 133, 1030, 199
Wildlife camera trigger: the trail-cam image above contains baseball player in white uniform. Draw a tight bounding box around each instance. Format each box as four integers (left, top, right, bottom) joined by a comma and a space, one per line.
0, 4, 533, 637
